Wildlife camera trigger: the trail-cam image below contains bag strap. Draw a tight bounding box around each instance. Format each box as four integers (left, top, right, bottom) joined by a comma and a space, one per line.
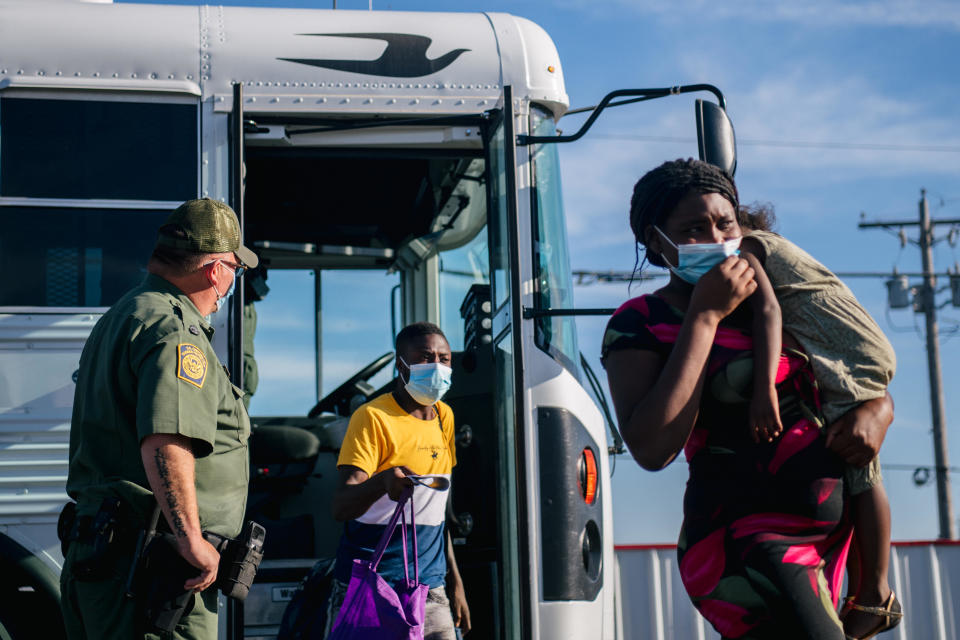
400, 500, 409, 584
397, 491, 420, 586
369, 486, 415, 573
409, 487, 419, 585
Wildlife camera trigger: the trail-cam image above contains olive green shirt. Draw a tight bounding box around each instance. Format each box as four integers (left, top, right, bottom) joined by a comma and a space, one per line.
67, 274, 250, 538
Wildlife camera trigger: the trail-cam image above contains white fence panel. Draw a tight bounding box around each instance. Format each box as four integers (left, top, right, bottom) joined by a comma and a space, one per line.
616, 542, 960, 640
616, 545, 718, 640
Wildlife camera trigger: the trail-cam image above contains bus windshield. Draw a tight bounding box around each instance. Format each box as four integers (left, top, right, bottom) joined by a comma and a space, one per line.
530, 105, 580, 377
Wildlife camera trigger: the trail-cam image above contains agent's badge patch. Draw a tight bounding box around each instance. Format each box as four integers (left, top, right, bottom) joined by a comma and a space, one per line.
177, 343, 208, 388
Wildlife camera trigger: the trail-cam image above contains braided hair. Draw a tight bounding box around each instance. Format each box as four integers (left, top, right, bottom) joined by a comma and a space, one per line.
629, 158, 740, 269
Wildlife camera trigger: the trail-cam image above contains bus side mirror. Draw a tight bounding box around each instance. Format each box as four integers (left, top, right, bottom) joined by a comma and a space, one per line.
696, 99, 737, 176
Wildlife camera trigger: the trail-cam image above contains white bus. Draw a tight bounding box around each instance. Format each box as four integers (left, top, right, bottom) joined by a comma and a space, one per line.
0, 2, 735, 638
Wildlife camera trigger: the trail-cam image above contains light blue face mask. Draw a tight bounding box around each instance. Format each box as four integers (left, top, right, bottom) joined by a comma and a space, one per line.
655, 226, 742, 284
213, 268, 236, 312
399, 356, 453, 406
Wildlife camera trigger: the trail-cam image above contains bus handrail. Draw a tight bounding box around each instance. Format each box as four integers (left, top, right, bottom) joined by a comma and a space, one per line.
517, 83, 726, 146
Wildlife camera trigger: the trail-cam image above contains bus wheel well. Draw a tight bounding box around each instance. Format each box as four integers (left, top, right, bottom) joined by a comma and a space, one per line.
0, 533, 65, 639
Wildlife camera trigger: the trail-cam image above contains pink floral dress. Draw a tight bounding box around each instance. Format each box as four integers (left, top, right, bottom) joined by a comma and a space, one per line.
602, 294, 852, 639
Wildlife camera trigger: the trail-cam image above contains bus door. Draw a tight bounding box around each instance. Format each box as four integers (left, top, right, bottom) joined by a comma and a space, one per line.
228, 82, 246, 395
224, 81, 246, 639
481, 86, 528, 640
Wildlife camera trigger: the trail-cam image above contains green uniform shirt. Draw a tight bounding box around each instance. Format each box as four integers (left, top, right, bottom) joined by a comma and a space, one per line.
67, 274, 250, 538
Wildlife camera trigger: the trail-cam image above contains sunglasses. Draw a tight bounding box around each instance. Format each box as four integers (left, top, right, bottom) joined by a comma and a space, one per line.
203, 259, 246, 278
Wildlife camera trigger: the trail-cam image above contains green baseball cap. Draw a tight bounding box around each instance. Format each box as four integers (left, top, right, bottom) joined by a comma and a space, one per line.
156, 198, 259, 269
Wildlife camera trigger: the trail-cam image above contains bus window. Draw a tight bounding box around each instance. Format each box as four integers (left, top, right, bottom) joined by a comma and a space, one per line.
486, 115, 511, 314
248, 269, 318, 416
439, 228, 490, 351
0, 96, 197, 201
0, 206, 167, 307
530, 106, 580, 377
319, 270, 399, 398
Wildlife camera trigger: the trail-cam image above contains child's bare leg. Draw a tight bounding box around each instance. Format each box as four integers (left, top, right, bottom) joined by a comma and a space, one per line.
845, 533, 861, 598
843, 482, 893, 638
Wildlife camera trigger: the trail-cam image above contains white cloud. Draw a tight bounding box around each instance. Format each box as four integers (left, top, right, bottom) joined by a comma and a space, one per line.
255, 350, 394, 384
728, 73, 960, 175
256, 312, 312, 331
560, 136, 661, 256
323, 316, 395, 337
559, 67, 960, 256
255, 352, 316, 382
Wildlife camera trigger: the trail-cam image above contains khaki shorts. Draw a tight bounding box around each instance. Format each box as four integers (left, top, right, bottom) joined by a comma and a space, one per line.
845, 457, 882, 496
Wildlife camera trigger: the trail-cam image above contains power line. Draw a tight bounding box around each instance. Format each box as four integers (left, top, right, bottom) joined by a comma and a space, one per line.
571, 269, 954, 283
886, 463, 960, 473
885, 463, 960, 489
572, 270, 664, 284
588, 133, 960, 153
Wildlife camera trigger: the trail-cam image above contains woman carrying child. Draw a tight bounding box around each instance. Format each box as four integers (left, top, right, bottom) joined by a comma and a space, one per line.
603, 158, 901, 639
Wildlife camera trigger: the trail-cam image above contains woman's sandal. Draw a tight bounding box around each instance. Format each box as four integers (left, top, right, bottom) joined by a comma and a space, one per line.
842, 591, 903, 640
839, 595, 855, 618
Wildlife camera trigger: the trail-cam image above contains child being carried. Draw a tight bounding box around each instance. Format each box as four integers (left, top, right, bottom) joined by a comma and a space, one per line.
737, 207, 903, 640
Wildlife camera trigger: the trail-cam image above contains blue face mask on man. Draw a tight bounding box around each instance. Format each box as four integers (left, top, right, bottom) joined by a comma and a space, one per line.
210, 260, 238, 313
214, 277, 236, 312
399, 356, 453, 406
655, 226, 742, 284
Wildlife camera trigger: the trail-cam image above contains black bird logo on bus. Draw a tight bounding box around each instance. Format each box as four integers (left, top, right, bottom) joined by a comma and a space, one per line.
280, 32, 469, 78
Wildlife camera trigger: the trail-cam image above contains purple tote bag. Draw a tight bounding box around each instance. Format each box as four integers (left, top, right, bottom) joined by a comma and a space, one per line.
329, 487, 428, 640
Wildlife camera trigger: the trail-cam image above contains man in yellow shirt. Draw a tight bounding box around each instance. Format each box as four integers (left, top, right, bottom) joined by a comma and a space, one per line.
327, 322, 470, 639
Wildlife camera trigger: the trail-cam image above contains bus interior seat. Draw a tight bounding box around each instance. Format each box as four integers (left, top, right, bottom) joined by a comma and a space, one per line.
249, 419, 322, 490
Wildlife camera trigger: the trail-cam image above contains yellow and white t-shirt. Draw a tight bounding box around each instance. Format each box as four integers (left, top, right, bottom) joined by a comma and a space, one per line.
334, 392, 456, 588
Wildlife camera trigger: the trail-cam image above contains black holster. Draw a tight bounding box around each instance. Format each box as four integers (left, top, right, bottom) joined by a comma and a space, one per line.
121, 499, 265, 632
207, 520, 266, 602
57, 498, 124, 581
131, 521, 266, 632
56, 501, 77, 558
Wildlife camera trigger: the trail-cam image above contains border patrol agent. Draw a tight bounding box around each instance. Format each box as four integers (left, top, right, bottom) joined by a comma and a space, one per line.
61, 199, 257, 639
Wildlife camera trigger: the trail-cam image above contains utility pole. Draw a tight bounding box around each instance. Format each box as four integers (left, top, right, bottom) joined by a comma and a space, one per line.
860, 189, 960, 540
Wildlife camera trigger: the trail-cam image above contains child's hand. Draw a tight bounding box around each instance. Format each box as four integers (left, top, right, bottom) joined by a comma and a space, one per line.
750, 386, 783, 443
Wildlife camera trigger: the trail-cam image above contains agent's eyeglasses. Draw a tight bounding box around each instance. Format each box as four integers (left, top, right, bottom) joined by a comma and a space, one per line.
203, 259, 246, 278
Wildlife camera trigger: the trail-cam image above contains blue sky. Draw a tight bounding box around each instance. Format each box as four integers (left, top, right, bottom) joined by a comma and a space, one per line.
539, 0, 960, 544
127, 0, 960, 542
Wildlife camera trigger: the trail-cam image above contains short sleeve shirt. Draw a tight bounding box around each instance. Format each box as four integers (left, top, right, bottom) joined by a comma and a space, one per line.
745, 230, 855, 303
601, 294, 679, 363
66, 274, 250, 537
744, 230, 895, 420
334, 392, 456, 589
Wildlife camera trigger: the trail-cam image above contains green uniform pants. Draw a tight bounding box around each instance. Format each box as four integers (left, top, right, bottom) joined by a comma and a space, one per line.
60, 539, 218, 640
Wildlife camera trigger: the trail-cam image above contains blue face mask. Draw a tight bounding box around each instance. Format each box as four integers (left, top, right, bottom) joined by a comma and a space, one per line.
213, 268, 236, 312
399, 357, 453, 406
655, 226, 741, 284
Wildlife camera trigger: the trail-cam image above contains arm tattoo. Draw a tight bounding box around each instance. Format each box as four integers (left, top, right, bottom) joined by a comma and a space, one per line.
153, 448, 188, 538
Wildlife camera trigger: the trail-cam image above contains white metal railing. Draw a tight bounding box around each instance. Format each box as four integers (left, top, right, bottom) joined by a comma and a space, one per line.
616, 541, 960, 640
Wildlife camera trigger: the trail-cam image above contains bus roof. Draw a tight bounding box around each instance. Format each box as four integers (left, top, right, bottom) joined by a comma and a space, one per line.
0, 2, 570, 118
